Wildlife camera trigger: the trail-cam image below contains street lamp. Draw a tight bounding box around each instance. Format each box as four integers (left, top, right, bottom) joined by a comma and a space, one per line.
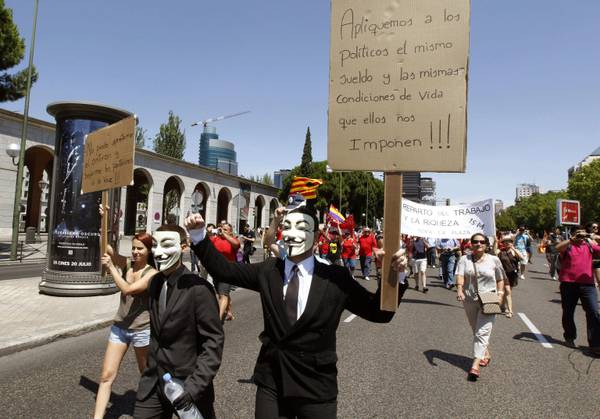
5, 143, 20, 165
10, 0, 40, 260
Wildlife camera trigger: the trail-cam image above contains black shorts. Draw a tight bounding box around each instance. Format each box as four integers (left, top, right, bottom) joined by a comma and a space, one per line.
593, 260, 600, 269
506, 271, 519, 288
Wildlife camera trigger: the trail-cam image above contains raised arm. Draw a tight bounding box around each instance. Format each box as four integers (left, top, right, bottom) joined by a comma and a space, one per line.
101, 254, 156, 295
262, 207, 285, 249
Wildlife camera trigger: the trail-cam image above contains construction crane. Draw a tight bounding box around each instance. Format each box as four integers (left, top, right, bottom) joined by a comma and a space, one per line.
191, 110, 250, 127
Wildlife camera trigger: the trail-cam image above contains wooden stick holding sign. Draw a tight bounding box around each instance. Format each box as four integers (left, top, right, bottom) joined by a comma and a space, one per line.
380, 173, 403, 311
82, 115, 136, 275
328, 0, 470, 310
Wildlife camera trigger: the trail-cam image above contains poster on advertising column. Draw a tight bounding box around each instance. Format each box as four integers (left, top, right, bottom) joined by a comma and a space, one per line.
401, 199, 496, 239
328, 0, 470, 172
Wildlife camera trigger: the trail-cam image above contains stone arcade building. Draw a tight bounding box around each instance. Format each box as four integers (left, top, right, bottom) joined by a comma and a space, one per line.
0, 108, 280, 240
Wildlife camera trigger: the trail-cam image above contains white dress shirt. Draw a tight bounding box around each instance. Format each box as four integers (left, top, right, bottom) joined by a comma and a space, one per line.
283, 255, 314, 320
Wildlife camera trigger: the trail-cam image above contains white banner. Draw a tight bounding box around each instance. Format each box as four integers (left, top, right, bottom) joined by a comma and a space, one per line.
401, 199, 496, 239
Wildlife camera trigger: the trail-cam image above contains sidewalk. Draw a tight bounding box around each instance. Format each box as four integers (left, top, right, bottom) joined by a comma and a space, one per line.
0, 245, 268, 357
0, 276, 119, 357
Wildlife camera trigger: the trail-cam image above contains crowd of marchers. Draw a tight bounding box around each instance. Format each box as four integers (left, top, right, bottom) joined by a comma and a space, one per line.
91, 203, 600, 418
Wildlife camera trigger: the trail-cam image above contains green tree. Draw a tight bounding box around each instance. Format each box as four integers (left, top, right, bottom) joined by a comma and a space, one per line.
0, 1, 38, 102
503, 190, 568, 235
135, 126, 146, 148
568, 159, 600, 224
261, 172, 273, 186
495, 210, 516, 232
153, 111, 185, 159
299, 127, 312, 177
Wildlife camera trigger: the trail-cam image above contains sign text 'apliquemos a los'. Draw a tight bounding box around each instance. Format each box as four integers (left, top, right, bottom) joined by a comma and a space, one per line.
328, 0, 470, 172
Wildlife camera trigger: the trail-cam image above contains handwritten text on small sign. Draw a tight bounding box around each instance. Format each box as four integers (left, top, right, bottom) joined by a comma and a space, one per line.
82, 116, 136, 194
328, 0, 470, 172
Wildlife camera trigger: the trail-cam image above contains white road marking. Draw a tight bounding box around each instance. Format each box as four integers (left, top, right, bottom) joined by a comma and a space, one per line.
344, 314, 357, 323
518, 313, 553, 348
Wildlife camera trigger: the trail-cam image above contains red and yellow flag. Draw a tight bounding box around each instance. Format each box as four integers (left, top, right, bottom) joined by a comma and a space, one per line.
290, 176, 323, 199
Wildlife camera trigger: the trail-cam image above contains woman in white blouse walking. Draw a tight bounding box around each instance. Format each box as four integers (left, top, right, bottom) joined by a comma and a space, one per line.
455, 233, 505, 381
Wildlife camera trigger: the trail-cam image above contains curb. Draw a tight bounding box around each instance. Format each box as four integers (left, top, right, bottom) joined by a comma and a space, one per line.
0, 259, 45, 267
0, 318, 113, 358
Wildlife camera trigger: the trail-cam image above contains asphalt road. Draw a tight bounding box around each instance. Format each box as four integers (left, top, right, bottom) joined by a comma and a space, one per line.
1, 254, 599, 418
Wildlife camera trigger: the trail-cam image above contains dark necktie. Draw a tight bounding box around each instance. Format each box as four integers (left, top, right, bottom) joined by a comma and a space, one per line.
285, 265, 299, 324
159, 279, 168, 320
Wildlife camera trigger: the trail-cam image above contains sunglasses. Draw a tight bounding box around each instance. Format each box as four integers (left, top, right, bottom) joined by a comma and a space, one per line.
472, 239, 487, 244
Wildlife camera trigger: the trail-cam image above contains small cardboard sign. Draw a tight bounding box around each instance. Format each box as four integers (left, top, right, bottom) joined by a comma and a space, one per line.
328, 0, 470, 172
82, 116, 136, 194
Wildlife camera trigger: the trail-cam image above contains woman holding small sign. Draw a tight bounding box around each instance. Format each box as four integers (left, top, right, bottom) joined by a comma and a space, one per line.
455, 233, 505, 381
93, 227, 157, 419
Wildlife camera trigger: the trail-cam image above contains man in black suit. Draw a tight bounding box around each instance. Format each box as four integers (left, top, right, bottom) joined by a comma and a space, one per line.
134, 224, 224, 419
185, 206, 407, 419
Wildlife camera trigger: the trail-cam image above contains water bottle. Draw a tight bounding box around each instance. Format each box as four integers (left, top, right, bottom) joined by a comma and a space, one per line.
162, 373, 204, 419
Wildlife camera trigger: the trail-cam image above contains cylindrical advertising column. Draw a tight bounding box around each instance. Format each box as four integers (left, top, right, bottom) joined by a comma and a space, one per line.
39, 102, 132, 296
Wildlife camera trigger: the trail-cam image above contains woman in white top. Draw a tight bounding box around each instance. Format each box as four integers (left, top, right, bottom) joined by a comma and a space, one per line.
455, 233, 505, 381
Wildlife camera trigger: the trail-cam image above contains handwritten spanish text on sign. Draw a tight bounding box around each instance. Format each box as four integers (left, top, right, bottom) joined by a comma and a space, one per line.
328, 0, 470, 172
82, 116, 136, 194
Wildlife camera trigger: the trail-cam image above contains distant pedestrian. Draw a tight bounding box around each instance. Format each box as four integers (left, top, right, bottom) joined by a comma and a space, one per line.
412, 237, 429, 293
497, 236, 522, 318
586, 222, 600, 285
545, 227, 564, 280
358, 227, 378, 281
341, 230, 358, 276
94, 232, 157, 419
436, 238, 460, 289
240, 224, 256, 263
556, 225, 600, 354
514, 226, 531, 279
455, 233, 505, 381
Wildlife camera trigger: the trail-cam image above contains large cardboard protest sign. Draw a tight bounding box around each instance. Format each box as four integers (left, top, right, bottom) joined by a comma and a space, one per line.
401, 199, 495, 239
328, 0, 469, 172
82, 115, 136, 269
82, 115, 136, 194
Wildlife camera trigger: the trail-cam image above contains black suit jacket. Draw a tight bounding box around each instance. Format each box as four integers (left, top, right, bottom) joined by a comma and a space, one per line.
193, 236, 407, 401
137, 265, 224, 408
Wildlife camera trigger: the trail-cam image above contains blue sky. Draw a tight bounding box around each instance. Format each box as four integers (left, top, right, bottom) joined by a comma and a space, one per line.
5, 0, 599, 207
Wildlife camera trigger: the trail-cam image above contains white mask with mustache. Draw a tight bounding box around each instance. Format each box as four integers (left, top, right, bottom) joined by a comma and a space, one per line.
282, 212, 315, 257
152, 231, 182, 271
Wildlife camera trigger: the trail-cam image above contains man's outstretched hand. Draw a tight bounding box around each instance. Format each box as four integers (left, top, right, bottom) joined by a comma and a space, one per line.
185, 213, 205, 231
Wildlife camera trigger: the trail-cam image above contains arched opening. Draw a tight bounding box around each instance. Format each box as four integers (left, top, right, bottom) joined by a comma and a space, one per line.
254, 195, 266, 228
191, 182, 209, 220
124, 168, 153, 235
268, 198, 278, 225
163, 176, 184, 225
216, 187, 232, 224
22, 146, 54, 232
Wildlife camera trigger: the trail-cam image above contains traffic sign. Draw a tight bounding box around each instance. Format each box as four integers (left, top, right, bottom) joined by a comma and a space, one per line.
556, 199, 580, 226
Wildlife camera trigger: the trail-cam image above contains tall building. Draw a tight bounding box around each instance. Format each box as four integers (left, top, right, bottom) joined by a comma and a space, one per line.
494, 200, 504, 214
420, 177, 436, 204
568, 146, 600, 178
515, 183, 539, 201
273, 169, 292, 189
198, 126, 238, 176
402, 172, 421, 202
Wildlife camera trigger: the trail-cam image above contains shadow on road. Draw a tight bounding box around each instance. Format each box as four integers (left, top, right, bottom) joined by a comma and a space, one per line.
512, 331, 570, 348
79, 375, 136, 418
401, 298, 460, 309
237, 377, 254, 384
423, 349, 471, 372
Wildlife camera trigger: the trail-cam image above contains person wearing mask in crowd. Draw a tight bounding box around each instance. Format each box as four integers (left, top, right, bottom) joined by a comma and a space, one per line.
210, 221, 241, 322
514, 226, 531, 280
556, 225, 600, 354
341, 230, 358, 276
94, 232, 158, 419
358, 227, 378, 281
241, 224, 256, 264
412, 236, 429, 293
455, 233, 505, 381
133, 224, 223, 418
436, 238, 461, 289
497, 236, 523, 318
